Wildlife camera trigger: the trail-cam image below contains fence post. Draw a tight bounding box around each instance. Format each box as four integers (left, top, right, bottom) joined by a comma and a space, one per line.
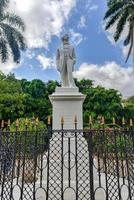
46, 116, 52, 200
61, 116, 64, 200
33, 118, 39, 200
74, 116, 78, 200
88, 129, 95, 200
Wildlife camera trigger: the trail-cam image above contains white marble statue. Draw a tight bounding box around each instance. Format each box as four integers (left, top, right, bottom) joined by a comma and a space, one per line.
56, 34, 76, 87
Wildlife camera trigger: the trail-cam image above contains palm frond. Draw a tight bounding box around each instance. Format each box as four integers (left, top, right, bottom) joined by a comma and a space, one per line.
105, 0, 134, 63
124, 28, 131, 46
105, 10, 122, 30
125, 27, 133, 62
0, 0, 26, 64
125, 39, 133, 63
14, 31, 27, 51
2, 13, 25, 31
1, 23, 26, 48
0, 0, 9, 11
107, 0, 119, 8
114, 10, 128, 41
104, 2, 124, 19
0, 37, 8, 63
0, 23, 26, 63
9, 39, 21, 63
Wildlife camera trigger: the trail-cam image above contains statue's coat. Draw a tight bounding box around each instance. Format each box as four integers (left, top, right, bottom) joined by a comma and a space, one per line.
56, 44, 76, 87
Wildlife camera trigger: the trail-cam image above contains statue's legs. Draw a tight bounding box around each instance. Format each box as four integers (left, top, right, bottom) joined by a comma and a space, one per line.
67, 60, 76, 87
61, 63, 69, 87
61, 60, 76, 87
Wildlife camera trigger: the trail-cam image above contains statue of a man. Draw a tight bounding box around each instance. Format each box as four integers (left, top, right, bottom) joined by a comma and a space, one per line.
56, 34, 76, 87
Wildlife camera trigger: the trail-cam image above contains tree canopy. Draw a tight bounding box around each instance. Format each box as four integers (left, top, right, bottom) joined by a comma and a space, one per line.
0, 72, 133, 126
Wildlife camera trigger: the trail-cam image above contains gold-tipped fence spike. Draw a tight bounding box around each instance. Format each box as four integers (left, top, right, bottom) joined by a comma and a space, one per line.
122, 117, 125, 125
61, 116, 64, 125
48, 116, 51, 125
1, 120, 4, 128
101, 116, 105, 125
8, 119, 10, 127
25, 118, 28, 126
130, 119, 133, 126
89, 116, 92, 125
31, 117, 35, 125
74, 116, 77, 124
35, 117, 39, 125
112, 117, 116, 125
16, 119, 19, 127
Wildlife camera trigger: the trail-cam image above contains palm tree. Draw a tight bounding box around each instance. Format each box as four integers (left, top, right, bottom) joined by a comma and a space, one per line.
104, 0, 134, 63
0, 0, 26, 63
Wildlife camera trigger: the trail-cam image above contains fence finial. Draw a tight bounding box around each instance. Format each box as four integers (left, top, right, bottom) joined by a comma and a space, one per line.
74, 115, 77, 124
122, 117, 125, 125
89, 116, 92, 125
25, 118, 28, 126
8, 119, 10, 127
1, 120, 4, 128
31, 116, 35, 125
16, 119, 19, 127
101, 116, 105, 125
35, 117, 39, 126
48, 116, 51, 125
112, 117, 116, 125
130, 119, 133, 126
61, 116, 64, 125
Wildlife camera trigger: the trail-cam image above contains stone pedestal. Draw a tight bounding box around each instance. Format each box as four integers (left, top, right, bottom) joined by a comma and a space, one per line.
48, 87, 88, 200
49, 87, 85, 129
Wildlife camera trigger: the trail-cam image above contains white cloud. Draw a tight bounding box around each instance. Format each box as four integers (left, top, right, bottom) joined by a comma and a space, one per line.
122, 46, 128, 57
89, 5, 98, 11
1, 0, 76, 73
37, 54, 55, 70
74, 62, 134, 98
78, 16, 86, 28
70, 29, 86, 46
0, 59, 21, 74
26, 50, 36, 59
9, 0, 76, 49
102, 21, 116, 45
85, 0, 98, 12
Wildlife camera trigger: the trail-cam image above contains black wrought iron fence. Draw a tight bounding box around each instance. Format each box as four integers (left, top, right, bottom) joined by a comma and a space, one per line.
0, 119, 134, 200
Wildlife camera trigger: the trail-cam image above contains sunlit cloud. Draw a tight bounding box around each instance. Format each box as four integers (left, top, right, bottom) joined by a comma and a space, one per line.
10, 0, 77, 49
74, 62, 134, 98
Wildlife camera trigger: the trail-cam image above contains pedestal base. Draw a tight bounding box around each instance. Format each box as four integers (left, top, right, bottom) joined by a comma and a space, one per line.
49, 87, 86, 129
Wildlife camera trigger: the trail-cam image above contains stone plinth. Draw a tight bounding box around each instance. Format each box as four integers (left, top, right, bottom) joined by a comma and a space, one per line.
49, 87, 85, 129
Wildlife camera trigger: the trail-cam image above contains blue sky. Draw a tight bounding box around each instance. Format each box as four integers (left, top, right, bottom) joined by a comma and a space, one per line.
1, 0, 134, 97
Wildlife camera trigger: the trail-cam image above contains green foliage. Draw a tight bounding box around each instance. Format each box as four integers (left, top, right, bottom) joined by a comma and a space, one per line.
104, 0, 134, 62
0, 72, 133, 125
10, 118, 46, 131
0, 0, 26, 63
2, 118, 48, 156
0, 74, 25, 120
104, 134, 133, 159
123, 96, 134, 120
78, 80, 123, 126
20, 79, 59, 123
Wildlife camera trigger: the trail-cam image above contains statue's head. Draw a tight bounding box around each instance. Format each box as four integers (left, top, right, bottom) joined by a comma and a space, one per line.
61, 34, 69, 44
